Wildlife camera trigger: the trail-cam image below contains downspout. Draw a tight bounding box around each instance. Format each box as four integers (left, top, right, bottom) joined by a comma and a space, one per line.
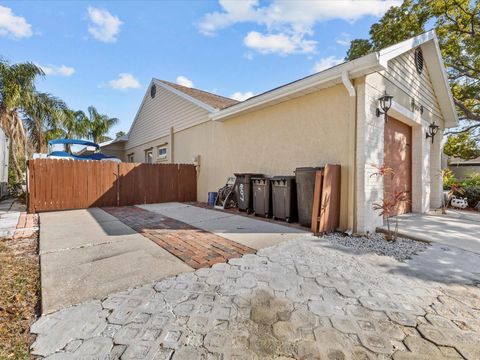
169, 126, 174, 163
341, 71, 357, 234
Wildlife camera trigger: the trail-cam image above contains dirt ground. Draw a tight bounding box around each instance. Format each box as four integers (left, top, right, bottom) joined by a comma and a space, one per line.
0, 222, 40, 360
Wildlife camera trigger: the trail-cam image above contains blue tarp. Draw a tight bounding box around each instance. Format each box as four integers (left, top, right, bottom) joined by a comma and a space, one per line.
48, 138, 99, 149
47, 138, 119, 161
49, 151, 117, 161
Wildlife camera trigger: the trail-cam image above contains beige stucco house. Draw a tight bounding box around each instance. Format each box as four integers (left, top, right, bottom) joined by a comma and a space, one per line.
102, 31, 458, 234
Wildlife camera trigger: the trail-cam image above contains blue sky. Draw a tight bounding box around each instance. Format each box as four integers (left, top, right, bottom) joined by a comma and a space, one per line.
0, 0, 400, 137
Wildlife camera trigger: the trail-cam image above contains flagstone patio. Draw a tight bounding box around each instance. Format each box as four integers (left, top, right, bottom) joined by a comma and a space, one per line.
30, 235, 480, 359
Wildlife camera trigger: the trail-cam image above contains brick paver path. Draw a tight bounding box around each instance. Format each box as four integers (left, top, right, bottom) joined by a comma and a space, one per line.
103, 206, 255, 269
14, 213, 39, 239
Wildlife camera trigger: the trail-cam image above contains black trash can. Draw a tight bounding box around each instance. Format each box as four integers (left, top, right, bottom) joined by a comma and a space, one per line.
271, 176, 297, 222
234, 173, 262, 213
252, 176, 272, 217
295, 167, 324, 227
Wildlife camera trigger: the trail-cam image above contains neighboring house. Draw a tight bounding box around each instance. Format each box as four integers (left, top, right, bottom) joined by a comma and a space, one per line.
0, 125, 9, 198
447, 157, 480, 180
102, 31, 458, 234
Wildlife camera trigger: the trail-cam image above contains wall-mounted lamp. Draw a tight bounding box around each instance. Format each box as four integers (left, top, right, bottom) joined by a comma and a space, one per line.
426, 121, 439, 144
376, 91, 393, 122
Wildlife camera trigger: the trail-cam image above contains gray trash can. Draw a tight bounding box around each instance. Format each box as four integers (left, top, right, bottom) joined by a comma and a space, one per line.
271, 176, 297, 222
295, 167, 324, 226
234, 173, 262, 213
252, 176, 271, 217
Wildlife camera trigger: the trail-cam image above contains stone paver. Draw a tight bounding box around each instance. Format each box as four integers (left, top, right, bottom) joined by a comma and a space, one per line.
31, 236, 480, 359
104, 206, 256, 269
14, 212, 39, 239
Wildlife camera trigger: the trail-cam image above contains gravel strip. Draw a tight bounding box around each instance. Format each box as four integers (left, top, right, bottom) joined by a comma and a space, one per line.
322, 232, 430, 262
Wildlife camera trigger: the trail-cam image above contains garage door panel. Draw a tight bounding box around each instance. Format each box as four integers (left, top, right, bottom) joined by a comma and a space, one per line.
384, 117, 412, 215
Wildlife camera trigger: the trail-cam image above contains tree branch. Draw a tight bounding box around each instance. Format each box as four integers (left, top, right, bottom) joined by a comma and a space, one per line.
454, 98, 480, 122
444, 123, 480, 135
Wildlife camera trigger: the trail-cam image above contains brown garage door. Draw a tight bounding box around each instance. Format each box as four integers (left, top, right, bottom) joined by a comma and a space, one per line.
384, 116, 412, 215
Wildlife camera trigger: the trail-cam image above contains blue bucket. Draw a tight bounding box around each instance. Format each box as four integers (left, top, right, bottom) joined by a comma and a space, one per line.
208, 192, 218, 206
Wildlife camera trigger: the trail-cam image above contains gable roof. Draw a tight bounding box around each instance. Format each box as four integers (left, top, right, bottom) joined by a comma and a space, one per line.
210, 30, 458, 128
155, 79, 239, 110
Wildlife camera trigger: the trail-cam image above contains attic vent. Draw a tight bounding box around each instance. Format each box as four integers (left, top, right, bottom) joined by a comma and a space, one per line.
150, 84, 156, 98
414, 47, 424, 74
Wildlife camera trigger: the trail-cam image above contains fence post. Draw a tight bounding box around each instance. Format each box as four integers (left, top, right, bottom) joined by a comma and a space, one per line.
27, 160, 34, 213
116, 162, 120, 207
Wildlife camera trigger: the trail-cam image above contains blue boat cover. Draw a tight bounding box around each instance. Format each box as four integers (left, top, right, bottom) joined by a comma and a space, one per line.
49, 151, 118, 161
48, 138, 100, 149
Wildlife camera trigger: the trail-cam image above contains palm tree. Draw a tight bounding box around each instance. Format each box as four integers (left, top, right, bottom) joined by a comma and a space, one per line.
85, 106, 118, 143
61, 109, 89, 140
23, 92, 67, 153
0, 59, 43, 183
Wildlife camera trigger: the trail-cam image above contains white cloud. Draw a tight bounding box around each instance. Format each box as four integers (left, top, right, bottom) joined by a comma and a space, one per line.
312, 56, 344, 73
336, 32, 351, 46
244, 31, 316, 55
176, 75, 194, 88
106, 73, 140, 90
0, 5, 32, 38
38, 64, 75, 77
198, 0, 400, 55
87, 7, 123, 42
230, 91, 254, 101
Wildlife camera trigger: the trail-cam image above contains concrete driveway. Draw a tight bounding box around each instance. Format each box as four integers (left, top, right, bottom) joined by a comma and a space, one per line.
39, 203, 307, 314
39, 208, 192, 314
378, 210, 480, 254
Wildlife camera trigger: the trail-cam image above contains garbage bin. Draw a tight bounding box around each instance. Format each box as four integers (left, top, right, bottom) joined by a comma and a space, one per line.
207, 192, 218, 207
252, 176, 271, 217
234, 173, 262, 213
295, 167, 324, 226
271, 176, 297, 222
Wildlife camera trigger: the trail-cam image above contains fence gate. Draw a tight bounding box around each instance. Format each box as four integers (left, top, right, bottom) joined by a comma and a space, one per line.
27, 159, 197, 213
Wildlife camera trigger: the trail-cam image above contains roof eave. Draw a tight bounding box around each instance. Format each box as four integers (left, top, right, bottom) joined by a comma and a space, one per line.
211, 52, 381, 122
153, 79, 219, 113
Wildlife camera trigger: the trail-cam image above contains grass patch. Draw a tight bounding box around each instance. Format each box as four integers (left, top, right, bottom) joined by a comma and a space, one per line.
0, 233, 39, 360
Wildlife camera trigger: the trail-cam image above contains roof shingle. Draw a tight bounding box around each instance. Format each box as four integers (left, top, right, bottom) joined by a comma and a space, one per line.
156, 79, 239, 110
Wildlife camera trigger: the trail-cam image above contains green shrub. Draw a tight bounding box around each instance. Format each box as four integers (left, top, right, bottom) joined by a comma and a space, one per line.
457, 186, 480, 208
461, 172, 480, 188
442, 169, 458, 189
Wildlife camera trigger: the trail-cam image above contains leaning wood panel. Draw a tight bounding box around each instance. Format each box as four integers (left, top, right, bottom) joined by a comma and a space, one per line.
318, 164, 341, 234
310, 170, 324, 235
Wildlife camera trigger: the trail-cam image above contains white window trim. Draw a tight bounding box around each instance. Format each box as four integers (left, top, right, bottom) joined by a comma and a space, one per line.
145, 149, 153, 164
157, 145, 168, 161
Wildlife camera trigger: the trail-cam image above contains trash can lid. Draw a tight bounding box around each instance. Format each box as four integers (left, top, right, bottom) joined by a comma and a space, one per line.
294, 166, 324, 173
234, 173, 263, 176
271, 175, 295, 180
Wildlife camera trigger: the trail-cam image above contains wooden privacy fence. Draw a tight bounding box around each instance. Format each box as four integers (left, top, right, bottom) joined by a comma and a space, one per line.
27, 159, 197, 213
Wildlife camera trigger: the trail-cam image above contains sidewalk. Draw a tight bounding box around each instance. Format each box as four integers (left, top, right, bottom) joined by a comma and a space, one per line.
0, 198, 37, 239
377, 210, 480, 254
